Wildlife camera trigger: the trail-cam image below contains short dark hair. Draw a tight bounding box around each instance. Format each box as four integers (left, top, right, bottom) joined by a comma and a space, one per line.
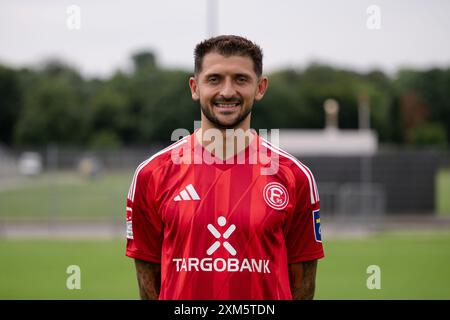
194, 35, 263, 77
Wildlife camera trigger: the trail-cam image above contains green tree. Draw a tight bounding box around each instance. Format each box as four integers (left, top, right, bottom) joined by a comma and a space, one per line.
410, 122, 448, 148
14, 60, 89, 146
0, 66, 23, 145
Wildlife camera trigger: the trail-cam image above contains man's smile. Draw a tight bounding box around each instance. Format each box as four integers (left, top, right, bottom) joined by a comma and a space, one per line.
212, 100, 242, 112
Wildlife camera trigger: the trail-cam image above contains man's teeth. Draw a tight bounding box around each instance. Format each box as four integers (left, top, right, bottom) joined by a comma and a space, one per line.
215, 103, 239, 108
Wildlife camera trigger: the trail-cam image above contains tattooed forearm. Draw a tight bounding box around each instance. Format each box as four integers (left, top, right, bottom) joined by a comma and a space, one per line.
289, 260, 318, 300
134, 259, 161, 300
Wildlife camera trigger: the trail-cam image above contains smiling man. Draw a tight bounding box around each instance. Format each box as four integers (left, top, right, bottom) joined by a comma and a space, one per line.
125, 35, 324, 300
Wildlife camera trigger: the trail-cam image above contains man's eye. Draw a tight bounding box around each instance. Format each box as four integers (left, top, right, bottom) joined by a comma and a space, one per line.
208, 77, 218, 83
237, 77, 247, 83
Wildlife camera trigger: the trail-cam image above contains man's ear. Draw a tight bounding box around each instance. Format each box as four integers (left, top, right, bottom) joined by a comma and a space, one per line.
189, 76, 200, 101
255, 76, 269, 101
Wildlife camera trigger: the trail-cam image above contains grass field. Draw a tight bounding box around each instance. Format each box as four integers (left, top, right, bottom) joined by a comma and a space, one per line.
1, 232, 449, 299
1, 170, 450, 299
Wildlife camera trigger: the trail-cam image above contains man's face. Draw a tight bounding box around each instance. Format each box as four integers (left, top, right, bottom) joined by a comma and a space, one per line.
189, 52, 268, 130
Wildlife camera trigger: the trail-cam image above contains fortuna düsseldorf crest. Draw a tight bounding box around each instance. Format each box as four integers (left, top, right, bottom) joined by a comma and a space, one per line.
263, 182, 289, 210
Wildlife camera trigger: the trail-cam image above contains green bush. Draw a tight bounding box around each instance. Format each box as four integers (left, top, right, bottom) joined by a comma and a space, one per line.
410, 122, 448, 149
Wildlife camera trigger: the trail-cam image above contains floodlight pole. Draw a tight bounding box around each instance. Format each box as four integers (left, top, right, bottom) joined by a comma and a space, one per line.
207, 0, 218, 37
358, 92, 370, 131
358, 93, 372, 217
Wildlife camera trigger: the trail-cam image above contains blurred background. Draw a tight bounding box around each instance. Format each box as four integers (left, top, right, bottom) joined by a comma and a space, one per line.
0, 0, 449, 299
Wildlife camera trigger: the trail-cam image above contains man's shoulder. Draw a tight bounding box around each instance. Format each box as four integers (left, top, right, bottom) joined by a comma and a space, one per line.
133, 136, 191, 177
259, 137, 316, 180
259, 136, 319, 204
127, 136, 191, 201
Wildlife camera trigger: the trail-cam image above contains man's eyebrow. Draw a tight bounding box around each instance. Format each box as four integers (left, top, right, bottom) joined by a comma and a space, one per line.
202, 72, 254, 79
204, 73, 221, 78
235, 73, 252, 78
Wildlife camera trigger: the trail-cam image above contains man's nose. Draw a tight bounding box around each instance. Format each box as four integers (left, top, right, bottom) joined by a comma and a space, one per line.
219, 78, 237, 98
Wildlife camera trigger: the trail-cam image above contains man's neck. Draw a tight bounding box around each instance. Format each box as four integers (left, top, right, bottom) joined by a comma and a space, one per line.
196, 125, 255, 161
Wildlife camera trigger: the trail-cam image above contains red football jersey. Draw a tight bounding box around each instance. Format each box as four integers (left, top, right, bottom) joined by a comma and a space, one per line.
125, 130, 324, 300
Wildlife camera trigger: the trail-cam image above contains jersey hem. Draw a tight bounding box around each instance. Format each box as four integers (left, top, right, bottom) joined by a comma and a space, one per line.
126, 250, 161, 264
288, 251, 325, 264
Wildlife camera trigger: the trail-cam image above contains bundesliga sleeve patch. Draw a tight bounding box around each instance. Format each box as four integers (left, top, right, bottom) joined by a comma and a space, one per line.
126, 220, 134, 239
313, 209, 322, 242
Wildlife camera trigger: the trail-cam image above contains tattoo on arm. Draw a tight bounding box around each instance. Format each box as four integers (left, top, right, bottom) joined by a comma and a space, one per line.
289, 260, 318, 300
134, 259, 161, 300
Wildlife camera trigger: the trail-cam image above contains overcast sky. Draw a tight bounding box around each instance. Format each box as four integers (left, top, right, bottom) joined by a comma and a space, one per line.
0, 0, 449, 78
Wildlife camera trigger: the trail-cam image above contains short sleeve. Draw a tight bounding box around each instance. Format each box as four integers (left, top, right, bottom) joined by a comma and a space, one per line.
125, 165, 163, 263
283, 164, 324, 263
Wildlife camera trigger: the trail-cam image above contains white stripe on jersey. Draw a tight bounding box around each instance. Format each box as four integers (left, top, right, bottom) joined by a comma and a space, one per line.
261, 139, 319, 205
262, 138, 319, 202
263, 138, 319, 202
261, 137, 319, 201
127, 137, 189, 202
180, 189, 191, 200
186, 184, 200, 200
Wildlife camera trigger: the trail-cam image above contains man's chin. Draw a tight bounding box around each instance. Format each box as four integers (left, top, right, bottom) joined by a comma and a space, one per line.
201, 105, 251, 129
212, 120, 240, 130
208, 112, 240, 128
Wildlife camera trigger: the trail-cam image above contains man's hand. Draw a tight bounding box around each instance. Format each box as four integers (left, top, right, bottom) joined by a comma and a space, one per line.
288, 260, 318, 300
134, 259, 161, 300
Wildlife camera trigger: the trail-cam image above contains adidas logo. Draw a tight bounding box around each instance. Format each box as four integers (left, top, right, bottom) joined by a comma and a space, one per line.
173, 184, 200, 201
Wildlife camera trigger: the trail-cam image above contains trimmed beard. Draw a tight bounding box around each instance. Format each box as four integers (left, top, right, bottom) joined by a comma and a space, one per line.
200, 102, 253, 130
